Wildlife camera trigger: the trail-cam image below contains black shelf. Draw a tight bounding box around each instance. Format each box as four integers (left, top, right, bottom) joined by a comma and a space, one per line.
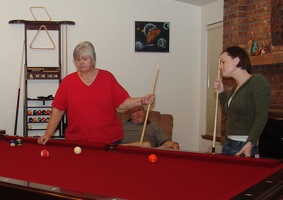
27, 98, 53, 105
27, 67, 60, 80
9, 20, 75, 31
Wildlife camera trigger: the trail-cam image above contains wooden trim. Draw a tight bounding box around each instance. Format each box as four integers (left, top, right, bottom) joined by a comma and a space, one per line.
201, 134, 221, 142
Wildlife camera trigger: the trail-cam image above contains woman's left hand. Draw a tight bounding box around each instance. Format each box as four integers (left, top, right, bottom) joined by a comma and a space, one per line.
235, 143, 253, 157
143, 93, 155, 105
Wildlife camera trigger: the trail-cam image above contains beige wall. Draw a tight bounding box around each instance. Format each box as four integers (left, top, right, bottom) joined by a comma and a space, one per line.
199, 0, 224, 152
0, 0, 223, 151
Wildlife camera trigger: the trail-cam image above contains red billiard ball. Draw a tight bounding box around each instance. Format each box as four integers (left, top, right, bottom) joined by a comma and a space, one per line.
40, 150, 49, 158
37, 110, 42, 115
148, 154, 157, 163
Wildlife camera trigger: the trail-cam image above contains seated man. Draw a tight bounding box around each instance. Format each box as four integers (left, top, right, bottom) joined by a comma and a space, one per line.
121, 106, 180, 150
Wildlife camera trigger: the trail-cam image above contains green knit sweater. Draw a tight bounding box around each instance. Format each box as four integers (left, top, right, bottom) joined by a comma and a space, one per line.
219, 74, 271, 145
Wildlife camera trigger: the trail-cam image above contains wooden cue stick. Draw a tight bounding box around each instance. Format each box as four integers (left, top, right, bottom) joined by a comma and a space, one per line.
14, 41, 25, 135
212, 67, 221, 153
65, 24, 68, 76
61, 25, 68, 77
62, 25, 64, 77
139, 64, 159, 147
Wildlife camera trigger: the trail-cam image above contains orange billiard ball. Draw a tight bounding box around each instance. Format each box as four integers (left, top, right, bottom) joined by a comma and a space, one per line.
148, 154, 157, 163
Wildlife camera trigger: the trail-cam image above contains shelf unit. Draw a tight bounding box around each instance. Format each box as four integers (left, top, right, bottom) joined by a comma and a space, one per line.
9, 20, 75, 137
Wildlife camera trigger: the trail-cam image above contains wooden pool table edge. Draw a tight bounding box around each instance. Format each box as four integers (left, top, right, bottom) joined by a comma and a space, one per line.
231, 167, 283, 200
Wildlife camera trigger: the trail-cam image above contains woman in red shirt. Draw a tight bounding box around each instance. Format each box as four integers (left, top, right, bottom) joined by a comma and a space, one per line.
38, 41, 155, 145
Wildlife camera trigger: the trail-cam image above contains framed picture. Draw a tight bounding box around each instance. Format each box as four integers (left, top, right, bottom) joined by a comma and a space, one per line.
135, 21, 170, 52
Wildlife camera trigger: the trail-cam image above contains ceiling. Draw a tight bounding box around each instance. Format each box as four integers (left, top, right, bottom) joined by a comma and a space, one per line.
174, 0, 217, 6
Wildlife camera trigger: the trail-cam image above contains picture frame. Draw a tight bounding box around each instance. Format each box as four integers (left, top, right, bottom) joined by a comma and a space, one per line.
135, 21, 170, 52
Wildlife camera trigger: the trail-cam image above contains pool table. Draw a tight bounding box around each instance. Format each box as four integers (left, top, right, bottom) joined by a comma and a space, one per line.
0, 134, 282, 200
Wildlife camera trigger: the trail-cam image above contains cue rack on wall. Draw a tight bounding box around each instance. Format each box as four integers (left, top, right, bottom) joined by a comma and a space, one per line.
9, 19, 75, 137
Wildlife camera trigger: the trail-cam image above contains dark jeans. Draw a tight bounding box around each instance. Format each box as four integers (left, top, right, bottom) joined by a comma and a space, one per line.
222, 135, 258, 157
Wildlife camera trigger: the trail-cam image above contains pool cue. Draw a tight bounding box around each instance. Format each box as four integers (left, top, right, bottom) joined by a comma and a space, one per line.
65, 24, 68, 76
64, 25, 68, 134
14, 41, 25, 135
60, 25, 68, 135
61, 25, 68, 77
212, 67, 220, 153
139, 64, 159, 147
62, 25, 65, 77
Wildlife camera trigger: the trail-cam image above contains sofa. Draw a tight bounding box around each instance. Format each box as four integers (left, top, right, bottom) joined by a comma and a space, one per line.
116, 109, 174, 139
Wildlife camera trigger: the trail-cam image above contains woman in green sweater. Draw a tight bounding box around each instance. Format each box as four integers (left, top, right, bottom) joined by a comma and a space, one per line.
214, 46, 271, 157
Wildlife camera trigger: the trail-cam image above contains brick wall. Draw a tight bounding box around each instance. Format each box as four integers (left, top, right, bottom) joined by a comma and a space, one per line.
221, 0, 283, 142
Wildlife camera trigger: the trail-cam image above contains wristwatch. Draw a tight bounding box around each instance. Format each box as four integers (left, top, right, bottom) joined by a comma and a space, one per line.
247, 141, 255, 147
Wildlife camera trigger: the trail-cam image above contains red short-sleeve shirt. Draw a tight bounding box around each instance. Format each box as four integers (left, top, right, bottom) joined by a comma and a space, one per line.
52, 69, 130, 144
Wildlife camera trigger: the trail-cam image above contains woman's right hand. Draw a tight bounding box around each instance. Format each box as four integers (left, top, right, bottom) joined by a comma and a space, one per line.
37, 135, 50, 145
214, 78, 224, 94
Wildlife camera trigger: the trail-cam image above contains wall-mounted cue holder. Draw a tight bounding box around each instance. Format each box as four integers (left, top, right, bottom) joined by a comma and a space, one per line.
9, 18, 75, 137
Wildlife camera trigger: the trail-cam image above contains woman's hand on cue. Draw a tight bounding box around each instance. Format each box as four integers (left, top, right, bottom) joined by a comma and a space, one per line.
214, 78, 224, 94
142, 93, 155, 105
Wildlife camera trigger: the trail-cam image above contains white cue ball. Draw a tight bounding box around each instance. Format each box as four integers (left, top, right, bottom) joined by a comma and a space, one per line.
74, 146, 82, 154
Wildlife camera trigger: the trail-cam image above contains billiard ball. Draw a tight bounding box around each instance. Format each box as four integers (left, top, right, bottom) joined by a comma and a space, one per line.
42, 110, 46, 115
40, 150, 49, 158
37, 110, 42, 115
9, 140, 16, 147
33, 117, 37, 122
46, 110, 51, 115
16, 139, 22, 146
33, 110, 38, 115
74, 146, 82, 154
28, 118, 33, 122
27, 110, 32, 115
28, 125, 32, 129
148, 154, 157, 163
